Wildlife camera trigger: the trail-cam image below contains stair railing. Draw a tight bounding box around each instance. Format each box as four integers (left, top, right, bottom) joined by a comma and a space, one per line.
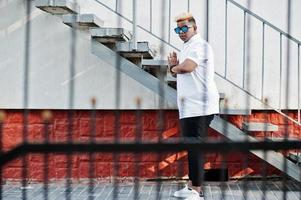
225, 0, 301, 126
94, 0, 301, 126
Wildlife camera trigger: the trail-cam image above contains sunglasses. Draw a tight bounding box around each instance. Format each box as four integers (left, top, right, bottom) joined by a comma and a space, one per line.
174, 25, 192, 34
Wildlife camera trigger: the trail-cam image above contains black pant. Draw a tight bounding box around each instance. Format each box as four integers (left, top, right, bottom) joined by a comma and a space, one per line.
180, 115, 214, 186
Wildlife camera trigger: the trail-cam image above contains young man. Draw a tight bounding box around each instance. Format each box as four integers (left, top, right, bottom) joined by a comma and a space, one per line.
168, 13, 219, 200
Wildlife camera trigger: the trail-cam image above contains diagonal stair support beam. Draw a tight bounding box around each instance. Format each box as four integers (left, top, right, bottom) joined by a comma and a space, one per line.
91, 39, 300, 183
211, 116, 301, 182
91, 40, 177, 107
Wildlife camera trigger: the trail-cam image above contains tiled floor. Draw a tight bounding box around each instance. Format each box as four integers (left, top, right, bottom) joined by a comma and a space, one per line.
1, 180, 300, 200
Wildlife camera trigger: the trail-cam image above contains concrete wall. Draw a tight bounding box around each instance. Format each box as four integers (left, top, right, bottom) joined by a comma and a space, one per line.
0, 0, 175, 109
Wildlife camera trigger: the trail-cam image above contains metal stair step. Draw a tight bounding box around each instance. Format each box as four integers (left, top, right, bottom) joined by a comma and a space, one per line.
288, 152, 301, 165
142, 59, 169, 80
142, 59, 168, 67
116, 41, 154, 59
219, 109, 252, 115
243, 122, 278, 132
35, 0, 79, 14
266, 137, 299, 141
91, 28, 132, 44
63, 14, 103, 29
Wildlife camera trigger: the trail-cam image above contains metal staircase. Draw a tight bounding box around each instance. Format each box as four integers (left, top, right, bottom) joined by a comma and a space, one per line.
35, 0, 79, 14
63, 13, 103, 29
91, 27, 132, 49
28, 0, 301, 183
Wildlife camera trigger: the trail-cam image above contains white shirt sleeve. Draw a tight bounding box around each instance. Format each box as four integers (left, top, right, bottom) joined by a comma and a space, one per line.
186, 44, 209, 67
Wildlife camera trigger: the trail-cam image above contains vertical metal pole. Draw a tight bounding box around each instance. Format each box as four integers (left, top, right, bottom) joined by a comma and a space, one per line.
221, 99, 230, 200
297, 44, 300, 123
158, 0, 167, 142
187, 0, 190, 12
243, 11, 246, 89
132, 0, 137, 50
134, 98, 142, 200
284, 0, 292, 124
177, 99, 186, 193
244, 0, 252, 123
150, 0, 153, 32
66, 5, 77, 200
22, 0, 32, 199
205, 0, 209, 42
168, 0, 171, 43
283, 1, 292, 199
261, 23, 265, 100
42, 111, 51, 200
224, 0, 228, 78
243, 1, 252, 198
260, 99, 269, 200
113, 0, 123, 198
279, 34, 283, 108
0, 111, 4, 200
88, 98, 96, 200
156, 0, 168, 198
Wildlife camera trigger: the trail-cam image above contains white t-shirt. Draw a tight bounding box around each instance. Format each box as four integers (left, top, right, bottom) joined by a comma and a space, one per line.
177, 33, 219, 119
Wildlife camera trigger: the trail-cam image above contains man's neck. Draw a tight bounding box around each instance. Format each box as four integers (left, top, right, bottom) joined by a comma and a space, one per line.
184, 32, 197, 43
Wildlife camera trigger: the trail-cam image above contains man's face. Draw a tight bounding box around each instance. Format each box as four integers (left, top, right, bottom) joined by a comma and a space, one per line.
176, 20, 196, 42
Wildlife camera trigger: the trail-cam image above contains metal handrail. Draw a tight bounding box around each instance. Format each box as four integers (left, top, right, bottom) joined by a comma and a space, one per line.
227, 0, 301, 45
94, 0, 301, 125
96, 0, 301, 49
94, 0, 178, 50
226, 0, 300, 125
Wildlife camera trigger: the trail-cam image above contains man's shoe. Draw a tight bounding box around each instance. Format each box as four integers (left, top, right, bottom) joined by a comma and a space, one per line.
184, 193, 205, 200
173, 185, 199, 198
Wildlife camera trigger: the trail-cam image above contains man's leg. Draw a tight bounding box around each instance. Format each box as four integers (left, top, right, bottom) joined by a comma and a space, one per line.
180, 115, 214, 190
174, 115, 214, 198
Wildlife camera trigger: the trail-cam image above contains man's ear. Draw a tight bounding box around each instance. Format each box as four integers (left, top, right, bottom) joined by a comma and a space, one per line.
194, 25, 197, 31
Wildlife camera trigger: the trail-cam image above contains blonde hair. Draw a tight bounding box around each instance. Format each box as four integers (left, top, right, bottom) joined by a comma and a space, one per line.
174, 12, 194, 23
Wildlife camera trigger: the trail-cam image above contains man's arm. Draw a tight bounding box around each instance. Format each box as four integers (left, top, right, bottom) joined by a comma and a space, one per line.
171, 58, 197, 74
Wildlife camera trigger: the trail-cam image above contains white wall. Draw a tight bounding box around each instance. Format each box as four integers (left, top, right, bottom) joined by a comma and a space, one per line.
0, 0, 300, 110
0, 0, 176, 109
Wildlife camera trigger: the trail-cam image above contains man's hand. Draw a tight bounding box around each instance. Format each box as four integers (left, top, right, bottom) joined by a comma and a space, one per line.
168, 51, 179, 66
168, 51, 179, 76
